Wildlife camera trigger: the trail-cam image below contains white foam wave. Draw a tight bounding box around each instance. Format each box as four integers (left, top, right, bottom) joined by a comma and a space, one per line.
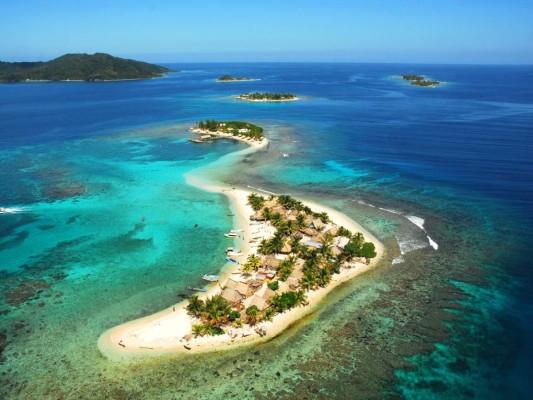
406, 215, 425, 230
379, 207, 403, 215
395, 234, 429, 255
427, 236, 439, 250
392, 255, 404, 265
0, 207, 27, 214
357, 200, 376, 208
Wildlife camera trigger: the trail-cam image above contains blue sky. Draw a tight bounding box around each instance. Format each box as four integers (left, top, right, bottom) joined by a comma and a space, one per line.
1, 0, 532, 64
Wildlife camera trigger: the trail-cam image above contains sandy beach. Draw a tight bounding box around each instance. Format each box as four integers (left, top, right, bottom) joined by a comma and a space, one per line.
98, 135, 383, 361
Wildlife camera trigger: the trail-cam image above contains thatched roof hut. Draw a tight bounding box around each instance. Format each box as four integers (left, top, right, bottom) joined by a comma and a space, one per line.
311, 219, 324, 230
250, 211, 265, 221
263, 256, 281, 270
335, 236, 350, 249
305, 215, 315, 225
289, 268, 304, 281
286, 277, 300, 289
280, 243, 292, 254
300, 227, 317, 236
331, 246, 343, 256
260, 287, 277, 301
247, 295, 270, 311
224, 278, 249, 297
326, 226, 339, 236
221, 288, 244, 305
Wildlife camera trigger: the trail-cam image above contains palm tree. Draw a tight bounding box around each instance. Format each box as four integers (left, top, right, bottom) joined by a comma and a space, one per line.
290, 234, 302, 250
317, 268, 332, 287
269, 212, 283, 227
247, 193, 265, 211
300, 271, 318, 291
269, 294, 286, 313
276, 220, 292, 237
246, 305, 259, 325
258, 239, 274, 255
262, 207, 272, 221
295, 290, 308, 306
186, 296, 205, 317
242, 254, 261, 275
270, 233, 286, 254
318, 211, 330, 223
192, 324, 207, 337
277, 255, 296, 281
204, 295, 231, 328
296, 213, 306, 229
352, 232, 365, 247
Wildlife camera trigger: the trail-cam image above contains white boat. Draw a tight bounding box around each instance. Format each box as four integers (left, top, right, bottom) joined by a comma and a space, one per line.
201, 274, 220, 282
224, 232, 237, 238
227, 251, 242, 256
230, 229, 245, 233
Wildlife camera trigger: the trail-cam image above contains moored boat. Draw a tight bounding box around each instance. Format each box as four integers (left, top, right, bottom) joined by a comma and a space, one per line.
201, 274, 220, 282
224, 232, 237, 238
187, 286, 207, 292
225, 257, 239, 265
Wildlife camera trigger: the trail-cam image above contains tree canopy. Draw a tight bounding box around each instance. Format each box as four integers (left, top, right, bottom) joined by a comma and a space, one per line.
0, 53, 172, 82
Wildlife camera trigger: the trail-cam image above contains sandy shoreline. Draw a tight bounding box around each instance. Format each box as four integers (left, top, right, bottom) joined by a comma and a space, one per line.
98, 135, 383, 361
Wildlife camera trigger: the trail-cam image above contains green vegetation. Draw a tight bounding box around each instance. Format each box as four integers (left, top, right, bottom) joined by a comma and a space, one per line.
245, 305, 260, 325
0, 53, 172, 82
401, 74, 440, 87
247, 193, 266, 211
217, 75, 253, 81
187, 193, 378, 338
241, 254, 261, 275
239, 92, 297, 101
195, 119, 264, 140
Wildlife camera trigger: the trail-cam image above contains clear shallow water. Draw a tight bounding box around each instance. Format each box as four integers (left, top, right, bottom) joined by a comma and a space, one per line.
0, 63, 532, 399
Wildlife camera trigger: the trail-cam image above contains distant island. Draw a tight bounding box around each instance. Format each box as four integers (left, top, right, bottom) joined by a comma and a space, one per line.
401, 74, 440, 87
190, 119, 265, 144
238, 92, 299, 102
0, 53, 172, 82
217, 75, 255, 82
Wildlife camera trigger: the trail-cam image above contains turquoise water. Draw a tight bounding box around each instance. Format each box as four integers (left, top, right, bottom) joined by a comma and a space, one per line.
1, 64, 532, 399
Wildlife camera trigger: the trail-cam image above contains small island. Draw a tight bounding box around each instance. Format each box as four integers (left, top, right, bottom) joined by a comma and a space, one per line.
98, 189, 382, 358
238, 92, 299, 102
189, 119, 265, 145
401, 74, 440, 87
217, 75, 255, 82
0, 53, 172, 83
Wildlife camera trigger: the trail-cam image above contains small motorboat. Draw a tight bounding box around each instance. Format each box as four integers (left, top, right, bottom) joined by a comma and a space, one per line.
201, 274, 220, 282
226, 257, 239, 265
224, 232, 237, 238
187, 286, 207, 292
227, 250, 242, 256
230, 229, 244, 233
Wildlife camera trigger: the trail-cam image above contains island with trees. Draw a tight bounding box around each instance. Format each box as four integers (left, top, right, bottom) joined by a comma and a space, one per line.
0, 53, 172, 82
189, 119, 264, 143
238, 92, 299, 102
185, 193, 377, 340
98, 156, 383, 357
217, 75, 256, 82
400, 74, 440, 87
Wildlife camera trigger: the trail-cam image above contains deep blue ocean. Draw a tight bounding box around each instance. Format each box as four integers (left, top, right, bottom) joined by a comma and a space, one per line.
0, 63, 531, 399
